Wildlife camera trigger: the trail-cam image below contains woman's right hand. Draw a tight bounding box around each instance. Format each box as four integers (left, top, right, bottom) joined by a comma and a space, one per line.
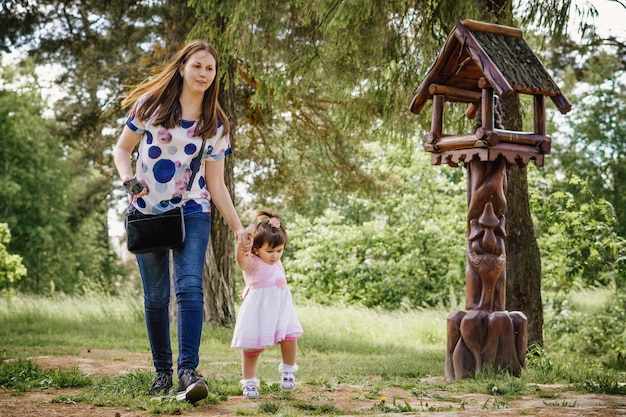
238, 236, 253, 252
237, 225, 255, 245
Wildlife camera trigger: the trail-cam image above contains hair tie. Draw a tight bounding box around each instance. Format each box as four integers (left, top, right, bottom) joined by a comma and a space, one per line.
268, 217, 281, 228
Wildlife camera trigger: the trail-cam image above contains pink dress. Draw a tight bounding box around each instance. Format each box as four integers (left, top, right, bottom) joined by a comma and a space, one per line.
231, 254, 303, 349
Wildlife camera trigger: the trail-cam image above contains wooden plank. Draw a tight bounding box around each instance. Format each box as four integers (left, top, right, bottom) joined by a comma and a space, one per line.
493, 129, 550, 145
461, 19, 523, 38
481, 88, 494, 130
431, 134, 488, 151
550, 93, 572, 114
429, 84, 481, 103
465, 102, 478, 119
430, 95, 445, 141
494, 129, 552, 154
533, 95, 546, 136
428, 128, 551, 154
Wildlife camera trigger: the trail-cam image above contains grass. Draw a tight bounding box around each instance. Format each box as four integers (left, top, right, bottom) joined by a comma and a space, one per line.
0, 292, 625, 415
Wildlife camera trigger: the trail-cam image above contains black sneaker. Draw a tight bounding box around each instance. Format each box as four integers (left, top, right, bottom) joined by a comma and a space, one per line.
176, 369, 208, 404
148, 372, 173, 395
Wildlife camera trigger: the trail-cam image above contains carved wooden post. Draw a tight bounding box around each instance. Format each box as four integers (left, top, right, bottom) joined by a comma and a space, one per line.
445, 155, 528, 379
444, 87, 528, 379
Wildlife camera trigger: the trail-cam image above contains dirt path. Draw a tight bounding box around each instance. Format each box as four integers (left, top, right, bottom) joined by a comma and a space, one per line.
1, 349, 625, 417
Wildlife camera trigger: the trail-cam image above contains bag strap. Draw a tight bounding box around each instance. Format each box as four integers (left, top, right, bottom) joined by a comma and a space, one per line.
187, 138, 207, 192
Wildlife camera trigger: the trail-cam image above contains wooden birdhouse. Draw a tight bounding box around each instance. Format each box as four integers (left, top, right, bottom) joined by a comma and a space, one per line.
408, 19, 571, 168
407, 20, 572, 380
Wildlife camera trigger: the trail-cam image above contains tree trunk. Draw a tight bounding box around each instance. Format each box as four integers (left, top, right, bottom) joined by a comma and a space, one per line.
202, 55, 240, 325
203, 231, 235, 325
500, 93, 544, 348
504, 166, 544, 347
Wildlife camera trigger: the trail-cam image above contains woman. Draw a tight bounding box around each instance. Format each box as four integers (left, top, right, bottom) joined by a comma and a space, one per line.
113, 40, 245, 404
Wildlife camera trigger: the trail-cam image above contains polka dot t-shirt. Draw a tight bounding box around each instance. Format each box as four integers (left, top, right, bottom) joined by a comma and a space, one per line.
126, 104, 232, 215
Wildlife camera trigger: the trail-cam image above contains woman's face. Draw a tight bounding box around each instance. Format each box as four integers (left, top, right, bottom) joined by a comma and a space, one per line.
180, 50, 217, 95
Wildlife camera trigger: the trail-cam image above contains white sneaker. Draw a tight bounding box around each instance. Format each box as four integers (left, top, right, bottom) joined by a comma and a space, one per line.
242, 384, 259, 399
280, 372, 295, 390
241, 378, 260, 399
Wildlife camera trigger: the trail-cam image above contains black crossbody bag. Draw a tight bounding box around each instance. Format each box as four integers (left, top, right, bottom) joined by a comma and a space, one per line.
125, 139, 206, 254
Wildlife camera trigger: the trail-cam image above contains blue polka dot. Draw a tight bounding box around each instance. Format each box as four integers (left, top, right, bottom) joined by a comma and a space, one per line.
171, 196, 183, 204
181, 119, 195, 129
206, 145, 213, 155
148, 146, 162, 159
145, 131, 154, 144
153, 159, 176, 183
199, 176, 206, 188
137, 198, 146, 208
184, 143, 197, 155
185, 200, 202, 211
153, 200, 175, 213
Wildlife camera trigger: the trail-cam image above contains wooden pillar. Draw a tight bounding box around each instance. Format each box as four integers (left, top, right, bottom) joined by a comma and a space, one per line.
426, 94, 445, 148
534, 95, 546, 136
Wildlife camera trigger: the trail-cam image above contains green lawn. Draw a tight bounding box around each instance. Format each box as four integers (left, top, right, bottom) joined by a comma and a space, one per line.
0, 292, 624, 415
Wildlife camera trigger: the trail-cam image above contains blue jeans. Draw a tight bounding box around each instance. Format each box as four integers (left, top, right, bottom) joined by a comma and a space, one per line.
135, 211, 211, 377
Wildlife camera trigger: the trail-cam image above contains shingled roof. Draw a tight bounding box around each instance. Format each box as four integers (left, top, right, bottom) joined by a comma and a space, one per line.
408, 19, 571, 115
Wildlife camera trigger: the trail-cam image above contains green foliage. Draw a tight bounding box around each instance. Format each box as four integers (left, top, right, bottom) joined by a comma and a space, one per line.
190, 0, 470, 212
0, 359, 92, 391
543, 37, 626, 243
577, 374, 626, 395
0, 75, 71, 292
530, 171, 626, 300
90, 369, 155, 398
0, 294, 147, 355
287, 146, 466, 309
525, 346, 626, 395
86, 370, 195, 413
0, 65, 131, 295
145, 398, 194, 415
543, 288, 626, 359
454, 365, 525, 399
0, 0, 622, 317
518, 0, 599, 43
0, 224, 27, 295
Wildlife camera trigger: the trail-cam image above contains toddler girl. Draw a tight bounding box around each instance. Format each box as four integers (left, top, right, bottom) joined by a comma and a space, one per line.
231, 211, 303, 399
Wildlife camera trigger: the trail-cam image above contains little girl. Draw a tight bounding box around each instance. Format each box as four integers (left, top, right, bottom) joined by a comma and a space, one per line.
231, 211, 303, 399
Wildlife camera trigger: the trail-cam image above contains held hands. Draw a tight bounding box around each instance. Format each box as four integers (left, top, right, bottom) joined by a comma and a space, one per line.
236, 225, 256, 250
236, 226, 255, 298
235, 226, 254, 273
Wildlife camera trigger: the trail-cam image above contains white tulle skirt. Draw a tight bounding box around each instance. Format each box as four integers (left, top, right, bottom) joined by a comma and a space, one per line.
231, 285, 303, 349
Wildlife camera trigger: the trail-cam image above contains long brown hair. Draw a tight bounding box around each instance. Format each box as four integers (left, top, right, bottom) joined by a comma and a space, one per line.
121, 40, 230, 139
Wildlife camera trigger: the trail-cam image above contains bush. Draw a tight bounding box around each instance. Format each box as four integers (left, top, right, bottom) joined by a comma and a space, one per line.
0, 223, 27, 296
544, 288, 626, 359
287, 154, 467, 310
